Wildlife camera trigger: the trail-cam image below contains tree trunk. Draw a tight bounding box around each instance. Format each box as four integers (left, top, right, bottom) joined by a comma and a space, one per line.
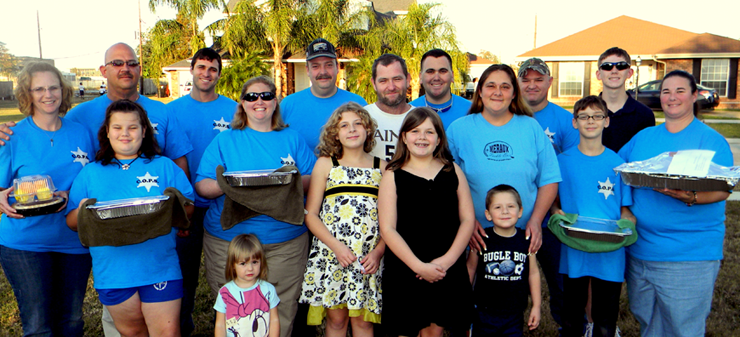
273, 45, 283, 97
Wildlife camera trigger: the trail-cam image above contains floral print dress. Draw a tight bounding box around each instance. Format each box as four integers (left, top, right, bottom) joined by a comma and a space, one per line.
299, 156, 383, 324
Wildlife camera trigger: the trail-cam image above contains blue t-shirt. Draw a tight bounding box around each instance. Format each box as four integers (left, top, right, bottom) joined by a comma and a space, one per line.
447, 113, 561, 229
168, 94, 238, 207
618, 118, 732, 262
0, 117, 94, 254
67, 156, 194, 289
534, 102, 579, 154
409, 94, 471, 129
65, 95, 193, 160
195, 127, 316, 244
281, 88, 367, 152
557, 147, 632, 282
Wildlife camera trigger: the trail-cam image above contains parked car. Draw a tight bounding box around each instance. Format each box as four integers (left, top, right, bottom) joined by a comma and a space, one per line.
99, 84, 106, 95
184, 81, 193, 93
628, 80, 720, 111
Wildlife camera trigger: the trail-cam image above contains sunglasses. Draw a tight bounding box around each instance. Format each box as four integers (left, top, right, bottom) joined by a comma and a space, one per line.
242, 92, 276, 102
599, 61, 630, 71
106, 59, 140, 67
575, 114, 607, 121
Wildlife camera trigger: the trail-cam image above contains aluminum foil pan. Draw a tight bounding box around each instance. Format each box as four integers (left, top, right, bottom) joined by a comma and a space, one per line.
86, 195, 169, 220
12, 196, 65, 217
560, 216, 632, 243
614, 152, 740, 191
223, 169, 297, 187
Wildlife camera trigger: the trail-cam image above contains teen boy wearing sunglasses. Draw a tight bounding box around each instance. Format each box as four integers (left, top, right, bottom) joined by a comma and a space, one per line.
596, 47, 655, 152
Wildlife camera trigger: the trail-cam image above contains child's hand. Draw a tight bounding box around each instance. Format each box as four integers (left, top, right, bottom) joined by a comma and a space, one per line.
360, 248, 382, 274
528, 306, 541, 330
334, 244, 357, 268
415, 262, 445, 283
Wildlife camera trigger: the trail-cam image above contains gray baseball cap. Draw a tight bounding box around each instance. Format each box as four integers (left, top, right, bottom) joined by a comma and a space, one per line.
306, 38, 337, 61
518, 58, 550, 77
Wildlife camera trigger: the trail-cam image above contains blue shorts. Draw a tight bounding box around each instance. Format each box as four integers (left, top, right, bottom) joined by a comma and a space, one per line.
97, 279, 183, 306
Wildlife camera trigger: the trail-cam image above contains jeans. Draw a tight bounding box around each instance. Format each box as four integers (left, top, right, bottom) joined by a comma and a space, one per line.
562, 276, 622, 337
537, 226, 564, 326
176, 206, 206, 337
0, 245, 91, 337
627, 255, 720, 337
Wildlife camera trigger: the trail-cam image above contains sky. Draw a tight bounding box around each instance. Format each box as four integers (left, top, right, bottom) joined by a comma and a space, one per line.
1, 0, 739, 72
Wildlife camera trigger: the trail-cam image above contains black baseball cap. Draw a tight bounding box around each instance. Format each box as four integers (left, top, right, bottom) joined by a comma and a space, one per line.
306, 38, 337, 61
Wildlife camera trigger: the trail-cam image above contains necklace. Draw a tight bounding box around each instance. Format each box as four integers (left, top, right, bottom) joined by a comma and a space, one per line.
114, 156, 139, 170
425, 98, 453, 114
35, 117, 61, 147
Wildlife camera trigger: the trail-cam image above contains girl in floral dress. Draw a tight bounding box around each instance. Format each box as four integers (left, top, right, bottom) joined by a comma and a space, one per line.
299, 102, 386, 336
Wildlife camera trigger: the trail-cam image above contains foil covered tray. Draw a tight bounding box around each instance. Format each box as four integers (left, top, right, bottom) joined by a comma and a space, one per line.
223, 169, 297, 187
86, 195, 169, 220
12, 196, 65, 217
559, 216, 632, 243
614, 152, 740, 191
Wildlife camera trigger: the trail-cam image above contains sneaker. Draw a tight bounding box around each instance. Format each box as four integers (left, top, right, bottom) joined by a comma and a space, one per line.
584, 322, 594, 337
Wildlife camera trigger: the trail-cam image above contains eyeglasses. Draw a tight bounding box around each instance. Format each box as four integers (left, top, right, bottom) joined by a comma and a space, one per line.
599, 61, 630, 71
105, 59, 140, 67
30, 86, 61, 94
576, 114, 607, 121
242, 92, 276, 102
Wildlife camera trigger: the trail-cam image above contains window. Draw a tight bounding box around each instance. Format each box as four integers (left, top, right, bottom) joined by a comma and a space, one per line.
559, 62, 584, 97
700, 59, 729, 96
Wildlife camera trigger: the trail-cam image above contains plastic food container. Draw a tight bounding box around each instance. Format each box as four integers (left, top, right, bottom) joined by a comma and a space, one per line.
223, 169, 297, 187
559, 216, 632, 243
86, 195, 170, 220
11, 175, 56, 204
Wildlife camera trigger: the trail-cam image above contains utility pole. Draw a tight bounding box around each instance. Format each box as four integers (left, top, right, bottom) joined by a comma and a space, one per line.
138, 0, 144, 95
533, 15, 537, 50
37, 11, 43, 59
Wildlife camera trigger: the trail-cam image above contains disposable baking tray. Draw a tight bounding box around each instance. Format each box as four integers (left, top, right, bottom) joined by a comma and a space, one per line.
223, 169, 297, 187
614, 152, 740, 191
86, 195, 169, 220
559, 216, 632, 243
12, 196, 65, 217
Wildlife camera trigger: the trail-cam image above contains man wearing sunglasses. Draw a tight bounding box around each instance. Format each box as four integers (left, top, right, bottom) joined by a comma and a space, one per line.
596, 47, 654, 152
166, 47, 237, 337
409, 49, 470, 128
281, 38, 367, 151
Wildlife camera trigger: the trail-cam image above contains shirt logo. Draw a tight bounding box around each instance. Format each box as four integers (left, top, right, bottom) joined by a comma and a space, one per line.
213, 117, 231, 132
148, 119, 159, 135
483, 141, 514, 161
544, 127, 555, 144
70, 147, 89, 167
597, 177, 615, 200
136, 172, 159, 192
281, 154, 296, 166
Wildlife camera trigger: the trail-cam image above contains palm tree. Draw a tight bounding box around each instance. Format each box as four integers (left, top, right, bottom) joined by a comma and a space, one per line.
149, 0, 222, 53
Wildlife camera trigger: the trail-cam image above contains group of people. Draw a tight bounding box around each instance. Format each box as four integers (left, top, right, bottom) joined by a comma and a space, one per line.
0, 36, 731, 337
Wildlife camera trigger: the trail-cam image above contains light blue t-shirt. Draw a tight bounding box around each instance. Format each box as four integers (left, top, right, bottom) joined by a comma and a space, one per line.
409, 94, 471, 129
168, 94, 238, 207
534, 102, 579, 154
281, 88, 367, 152
618, 118, 733, 262
557, 147, 632, 282
0, 117, 94, 254
65, 95, 193, 160
214, 279, 280, 335
67, 156, 194, 289
195, 127, 316, 244
447, 113, 561, 229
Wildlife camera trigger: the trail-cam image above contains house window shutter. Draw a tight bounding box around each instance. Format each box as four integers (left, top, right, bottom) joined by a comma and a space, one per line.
583, 62, 591, 97
728, 58, 738, 99
551, 62, 559, 98
692, 59, 701, 80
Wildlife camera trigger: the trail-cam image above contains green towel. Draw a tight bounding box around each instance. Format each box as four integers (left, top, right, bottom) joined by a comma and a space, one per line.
547, 213, 638, 253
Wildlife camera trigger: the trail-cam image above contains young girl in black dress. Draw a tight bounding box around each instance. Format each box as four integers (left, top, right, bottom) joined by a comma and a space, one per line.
378, 107, 475, 337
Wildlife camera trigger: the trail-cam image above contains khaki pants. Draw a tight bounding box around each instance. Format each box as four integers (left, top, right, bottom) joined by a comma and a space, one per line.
204, 231, 309, 337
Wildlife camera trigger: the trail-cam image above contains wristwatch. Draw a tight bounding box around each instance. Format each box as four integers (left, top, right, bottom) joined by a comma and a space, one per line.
686, 191, 698, 206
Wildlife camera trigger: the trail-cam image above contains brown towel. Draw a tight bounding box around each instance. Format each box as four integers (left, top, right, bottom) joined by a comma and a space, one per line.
77, 187, 192, 247
216, 165, 305, 230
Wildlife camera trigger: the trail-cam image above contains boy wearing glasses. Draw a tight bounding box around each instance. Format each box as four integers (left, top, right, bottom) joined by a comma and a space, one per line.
596, 47, 654, 152
550, 96, 635, 337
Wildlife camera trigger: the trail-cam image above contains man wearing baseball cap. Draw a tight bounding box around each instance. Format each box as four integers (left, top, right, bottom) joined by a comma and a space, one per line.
281, 38, 367, 151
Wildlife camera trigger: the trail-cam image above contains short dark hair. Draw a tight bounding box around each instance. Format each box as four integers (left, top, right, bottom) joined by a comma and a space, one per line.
573, 95, 608, 118
96, 99, 161, 166
420, 49, 452, 70
372, 54, 408, 80
191, 48, 222, 73
660, 70, 700, 117
485, 184, 522, 210
598, 47, 631, 66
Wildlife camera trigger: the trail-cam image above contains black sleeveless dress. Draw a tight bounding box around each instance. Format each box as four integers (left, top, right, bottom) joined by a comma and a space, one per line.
382, 166, 473, 335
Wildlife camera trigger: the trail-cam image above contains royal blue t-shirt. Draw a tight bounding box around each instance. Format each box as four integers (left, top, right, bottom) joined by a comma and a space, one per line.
168, 94, 238, 207
67, 156, 194, 289
196, 127, 316, 244
409, 94, 471, 129
0, 117, 94, 254
618, 118, 732, 262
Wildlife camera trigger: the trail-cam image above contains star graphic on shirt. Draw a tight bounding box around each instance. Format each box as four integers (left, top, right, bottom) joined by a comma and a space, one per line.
280, 154, 296, 166
148, 119, 159, 135
213, 117, 230, 132
544, 127, 555, 144
70, 147, 89, 167
136, 172, 160, 192
597, 177, 615, 200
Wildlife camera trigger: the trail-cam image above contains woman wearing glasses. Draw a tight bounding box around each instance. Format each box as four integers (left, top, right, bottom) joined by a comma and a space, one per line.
0, 62, 95, 336
195, 76, 316, 337
618, 70, 732, 336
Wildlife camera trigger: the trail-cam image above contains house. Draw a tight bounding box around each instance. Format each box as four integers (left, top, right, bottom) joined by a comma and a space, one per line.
516, 16, 740, 109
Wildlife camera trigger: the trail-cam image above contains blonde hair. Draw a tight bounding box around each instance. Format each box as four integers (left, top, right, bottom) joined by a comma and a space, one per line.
15, 62, 73, 116
316, 102, 377, 158
231, 76, 286, 131
224, 234, 268, 281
